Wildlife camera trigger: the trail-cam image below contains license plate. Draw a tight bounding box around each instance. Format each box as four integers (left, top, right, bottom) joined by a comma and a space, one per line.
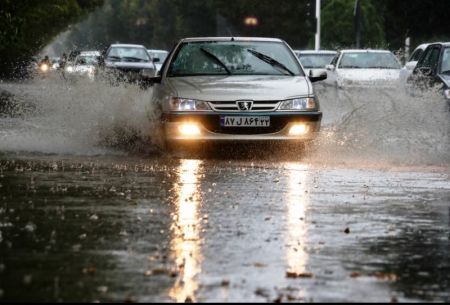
220, 116, 270, 127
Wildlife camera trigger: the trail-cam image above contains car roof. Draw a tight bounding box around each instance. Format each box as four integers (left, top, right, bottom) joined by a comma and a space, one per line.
340, 49, 393, 53
295, 50, 337, 55
415, 43, 432, 50
79, 51, 100, 56
427, 42, 450, 47
180, 37, 284, 43
110, 44, 147, 48
147, 49, 168, 53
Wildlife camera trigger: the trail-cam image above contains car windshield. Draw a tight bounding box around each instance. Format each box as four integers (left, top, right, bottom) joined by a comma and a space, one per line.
339, 52, 401, 69
75, 55, 98, 65
148, 51, 168, 62
298, 54, 336, 68
107, 47, 150, 62
167, 41, 303, 77
441, 48, 450, 73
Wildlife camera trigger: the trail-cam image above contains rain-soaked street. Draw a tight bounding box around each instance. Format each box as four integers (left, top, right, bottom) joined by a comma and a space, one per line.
0, 79, 450, 302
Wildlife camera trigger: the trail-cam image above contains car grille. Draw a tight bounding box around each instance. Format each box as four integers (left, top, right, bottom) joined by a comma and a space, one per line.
208, 100, 280, 112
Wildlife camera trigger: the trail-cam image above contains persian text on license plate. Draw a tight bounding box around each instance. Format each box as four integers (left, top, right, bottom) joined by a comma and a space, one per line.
220, 116, 270, 127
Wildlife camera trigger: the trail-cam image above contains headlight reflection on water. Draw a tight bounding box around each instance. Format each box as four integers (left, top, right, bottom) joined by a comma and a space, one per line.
285, 162, 310, 299
169, 159, 203, 302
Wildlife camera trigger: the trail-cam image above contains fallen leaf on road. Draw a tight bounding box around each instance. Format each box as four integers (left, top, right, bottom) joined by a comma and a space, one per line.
82, 267, 96, 275
286, 271, 313, 279
350, 272, 361, 278
374, 272, 398, 281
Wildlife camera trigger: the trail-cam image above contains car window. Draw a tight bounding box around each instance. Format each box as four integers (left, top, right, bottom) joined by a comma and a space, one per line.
76, 55, 98, 65
107, 47, 150, 62
417, 46, 440, 70
167, 41, 303, 77
149, 51, 168, 62
338, 52, 401, 69
298, 54, 336, 68
440, 48, 450, 73
410, 48, 424, 62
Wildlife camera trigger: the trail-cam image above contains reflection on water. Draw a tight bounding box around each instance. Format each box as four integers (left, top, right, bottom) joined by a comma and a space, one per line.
169, 159, 203, 302
285, 163, 310, 296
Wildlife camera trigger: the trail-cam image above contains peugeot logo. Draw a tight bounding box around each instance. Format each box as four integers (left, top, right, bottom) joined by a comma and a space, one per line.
237, 101, 253, 111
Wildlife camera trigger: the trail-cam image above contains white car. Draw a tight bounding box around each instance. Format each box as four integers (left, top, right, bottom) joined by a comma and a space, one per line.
294, 50, 337, 76
148, 37, 327, 149
65, 51, 101, 81
326, 49, 402, 88
147, 49, 169, 72
399, 43, 431, 83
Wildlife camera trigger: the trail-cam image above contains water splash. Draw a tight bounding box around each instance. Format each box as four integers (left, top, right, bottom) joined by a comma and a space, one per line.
0, 74, 159, 155
308, 84, 450, 166
1, 75, 450, 166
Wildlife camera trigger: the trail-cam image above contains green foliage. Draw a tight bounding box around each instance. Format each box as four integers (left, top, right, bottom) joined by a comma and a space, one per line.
0, 0, 103, 78
65, 0, 315, 52
2, 0, 450, 78
380, 0, 450, 50
321, 0, 385, 49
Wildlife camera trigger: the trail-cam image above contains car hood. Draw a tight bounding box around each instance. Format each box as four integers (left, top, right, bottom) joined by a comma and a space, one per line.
165, 75, 311, 101
74, 65, 95, 72
105, 61, 155, 69
337, 69, 400, 81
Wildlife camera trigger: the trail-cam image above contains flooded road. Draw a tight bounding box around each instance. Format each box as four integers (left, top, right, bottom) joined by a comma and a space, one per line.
0, 79, 449, 302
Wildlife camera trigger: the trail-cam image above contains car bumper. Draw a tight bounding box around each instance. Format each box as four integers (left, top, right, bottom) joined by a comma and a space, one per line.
162, 112, 322, 143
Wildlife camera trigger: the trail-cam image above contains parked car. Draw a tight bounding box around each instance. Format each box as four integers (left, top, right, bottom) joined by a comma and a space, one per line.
64, 51, 101, 81
326, 49, 402, 88
147, 49, 169, 72
102, 44, 157, 83
148, 37, 327, 150
294, 50, 337, 76
406, 42, 450, 106
399, 43, 431, 83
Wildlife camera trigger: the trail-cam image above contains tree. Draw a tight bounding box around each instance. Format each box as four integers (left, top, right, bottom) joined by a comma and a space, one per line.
321, 0, 385, 49
0, 0, 103, 78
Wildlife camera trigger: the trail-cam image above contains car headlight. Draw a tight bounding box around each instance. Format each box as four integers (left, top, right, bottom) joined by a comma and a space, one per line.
40, 64, 49, 72
278, 97, 316, 111
170, 98, 211, 111
445, 89, 450, 100
66, 66, 74, 73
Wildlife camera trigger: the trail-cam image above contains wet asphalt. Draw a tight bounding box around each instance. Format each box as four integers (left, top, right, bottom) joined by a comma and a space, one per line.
0, 154, 449, 302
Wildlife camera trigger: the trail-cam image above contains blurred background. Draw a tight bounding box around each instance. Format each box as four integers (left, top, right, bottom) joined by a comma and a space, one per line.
1, 0, 450, 78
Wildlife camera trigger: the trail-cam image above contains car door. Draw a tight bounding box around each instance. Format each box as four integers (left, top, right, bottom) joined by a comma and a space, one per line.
411, 45, 441, 90
325, 52, 340, 86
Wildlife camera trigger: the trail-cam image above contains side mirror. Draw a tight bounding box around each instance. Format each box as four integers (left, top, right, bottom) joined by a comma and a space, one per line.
139, 76, 162, 89
152, 58, 160, 63
325, 64, 335, 71
309, 69, 327, 83
418, 67, 433, 76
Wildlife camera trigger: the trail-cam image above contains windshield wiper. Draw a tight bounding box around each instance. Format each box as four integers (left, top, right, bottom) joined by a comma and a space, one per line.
247, 49, 295, 76
107, 56, 121, 61
441, 70, 450, 74
122, 56, 147, 62
200, 48, 231, 75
